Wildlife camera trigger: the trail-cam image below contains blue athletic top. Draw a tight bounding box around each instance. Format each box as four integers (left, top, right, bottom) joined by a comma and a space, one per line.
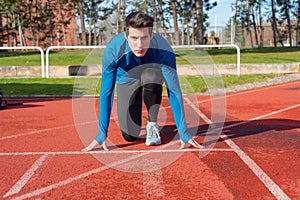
95, 33, 192, 144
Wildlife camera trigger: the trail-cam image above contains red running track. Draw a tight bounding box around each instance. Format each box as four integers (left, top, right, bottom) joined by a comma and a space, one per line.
0, 80, 299, 199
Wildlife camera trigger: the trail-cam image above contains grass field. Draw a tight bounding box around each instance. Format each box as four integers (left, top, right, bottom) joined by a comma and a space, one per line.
0, 47, 300, 66
0, 74, 281, 96
0, 47, 298, 96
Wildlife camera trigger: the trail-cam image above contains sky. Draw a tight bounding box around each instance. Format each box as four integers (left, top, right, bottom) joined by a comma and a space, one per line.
208, 0, 235, 27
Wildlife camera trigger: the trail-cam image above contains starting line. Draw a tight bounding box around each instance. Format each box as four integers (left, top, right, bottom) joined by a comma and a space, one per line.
0, 148, 234, 156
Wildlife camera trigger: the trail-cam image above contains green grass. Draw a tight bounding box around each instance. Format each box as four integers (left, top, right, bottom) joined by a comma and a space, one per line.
0, 47, 294, 96
0, 78, 100, 96
0, 49, 104, 66
0, 47, 300, 66
0, 74, 280, 96
174, 47, 300, 64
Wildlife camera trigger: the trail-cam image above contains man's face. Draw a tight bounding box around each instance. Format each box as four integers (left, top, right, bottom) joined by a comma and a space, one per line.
125, 27, 153, 57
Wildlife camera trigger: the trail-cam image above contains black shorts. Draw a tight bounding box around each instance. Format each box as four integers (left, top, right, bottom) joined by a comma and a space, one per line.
117, 67, 164, 141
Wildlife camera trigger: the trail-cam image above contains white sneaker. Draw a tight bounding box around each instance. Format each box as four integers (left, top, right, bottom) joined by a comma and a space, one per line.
145, 122, 161, 146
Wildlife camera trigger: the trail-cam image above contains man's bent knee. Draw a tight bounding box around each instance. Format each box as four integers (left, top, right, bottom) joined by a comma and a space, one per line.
121, 131, 139, 142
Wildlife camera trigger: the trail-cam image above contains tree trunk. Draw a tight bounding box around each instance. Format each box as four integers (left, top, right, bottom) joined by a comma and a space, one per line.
58, 4, 67, 46
283, 0, 292, 46
78, 1, 86, 45
17, 14, 26, 46
93, 23, 97, 45
195, 0, 204, 44
258, 0, 264, 47
171, 0, 179, 45
251, 5, 259, 47
157, 0, 167, 38
296, 0, 300, 46
181, 20, 184, 45
271, 0, 277, 47
116, 0, 121, 34
88, 19, 92, 45
153, 0, 157, 32
232, 0, 238, 44
246, 0, 253, 47
191, 7, 195, 45
12, 13, 17, 47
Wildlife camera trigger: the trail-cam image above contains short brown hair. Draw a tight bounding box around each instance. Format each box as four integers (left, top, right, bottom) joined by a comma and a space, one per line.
124, 11, 154, 37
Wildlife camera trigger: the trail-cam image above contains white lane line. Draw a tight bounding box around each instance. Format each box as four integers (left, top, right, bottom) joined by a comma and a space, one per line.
11, 158, 138, 200
3, 155, 48, 198
5, 80, 297, 141
11, 140, 182, 200
222, 103, 300, 131
0, 120, 97, 141
0, 148, 234, 156
185, 98, 294, 200
221, 134, 291, 200
196, 79, 300, 104
142, 159, 165, 197
2, 81, 299, 141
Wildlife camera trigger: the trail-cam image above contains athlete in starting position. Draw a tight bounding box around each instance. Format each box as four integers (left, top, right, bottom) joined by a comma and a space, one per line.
82, 11, 204, 151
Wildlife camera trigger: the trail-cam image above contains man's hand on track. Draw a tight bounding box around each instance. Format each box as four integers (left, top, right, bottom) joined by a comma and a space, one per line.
81, 140, 108, 152
180, 138, 205, 149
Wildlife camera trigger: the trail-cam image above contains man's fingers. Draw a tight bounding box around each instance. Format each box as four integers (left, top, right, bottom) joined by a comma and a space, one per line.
81, 139, 103, 152
102, 141, 109, 151
190, 138, 205, 149
81, 147, 89, 152
179, 140, 185, 149
179, 138, 205, 149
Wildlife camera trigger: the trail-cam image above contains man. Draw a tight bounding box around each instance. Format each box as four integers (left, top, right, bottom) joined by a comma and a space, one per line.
82, 11, 203, 151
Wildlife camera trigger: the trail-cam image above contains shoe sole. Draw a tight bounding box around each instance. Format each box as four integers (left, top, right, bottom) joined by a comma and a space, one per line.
145, 140, 161, 146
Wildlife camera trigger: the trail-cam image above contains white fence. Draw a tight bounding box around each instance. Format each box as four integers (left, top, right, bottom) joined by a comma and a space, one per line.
45, 45, 105, 78
0, 46, 45, 77
1, 44, 241, 78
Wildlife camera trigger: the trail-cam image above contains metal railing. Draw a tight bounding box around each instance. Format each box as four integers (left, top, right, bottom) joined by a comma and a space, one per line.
45, 46, 105, 78
0, 44, 241, 78
0, 46, 45, 77
45, 44, 241, 77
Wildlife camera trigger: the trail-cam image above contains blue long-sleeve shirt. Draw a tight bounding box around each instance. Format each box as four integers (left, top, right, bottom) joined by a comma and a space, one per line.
95, 33, 192, 144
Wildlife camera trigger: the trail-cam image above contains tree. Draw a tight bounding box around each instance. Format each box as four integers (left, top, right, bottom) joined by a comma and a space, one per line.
277, 0, 293, 47
194, 0, 216, 45
195, 0, 204, 44
116, 0, 126, 34
257, 0, 265, 47
0, 0, 25, 47
277, 0, 293, 46
292, 0, 300, 46
76, 0, 87, 45
171, 0, 179, 45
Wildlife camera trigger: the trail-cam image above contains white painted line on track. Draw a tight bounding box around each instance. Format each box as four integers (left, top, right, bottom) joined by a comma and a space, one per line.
220, 134, 291, 200
11, 139, 187, 200
142, 159, 165, 197
3, 155, 48, 198
185, 97, 294, 200
12, 156, 140, 200
4, 81, 298, 141
4, 83, 298, 199
222, 103, 300, 131
194, 79, 300, 104
0, 120, 97, 141
0, 148, 234, 156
